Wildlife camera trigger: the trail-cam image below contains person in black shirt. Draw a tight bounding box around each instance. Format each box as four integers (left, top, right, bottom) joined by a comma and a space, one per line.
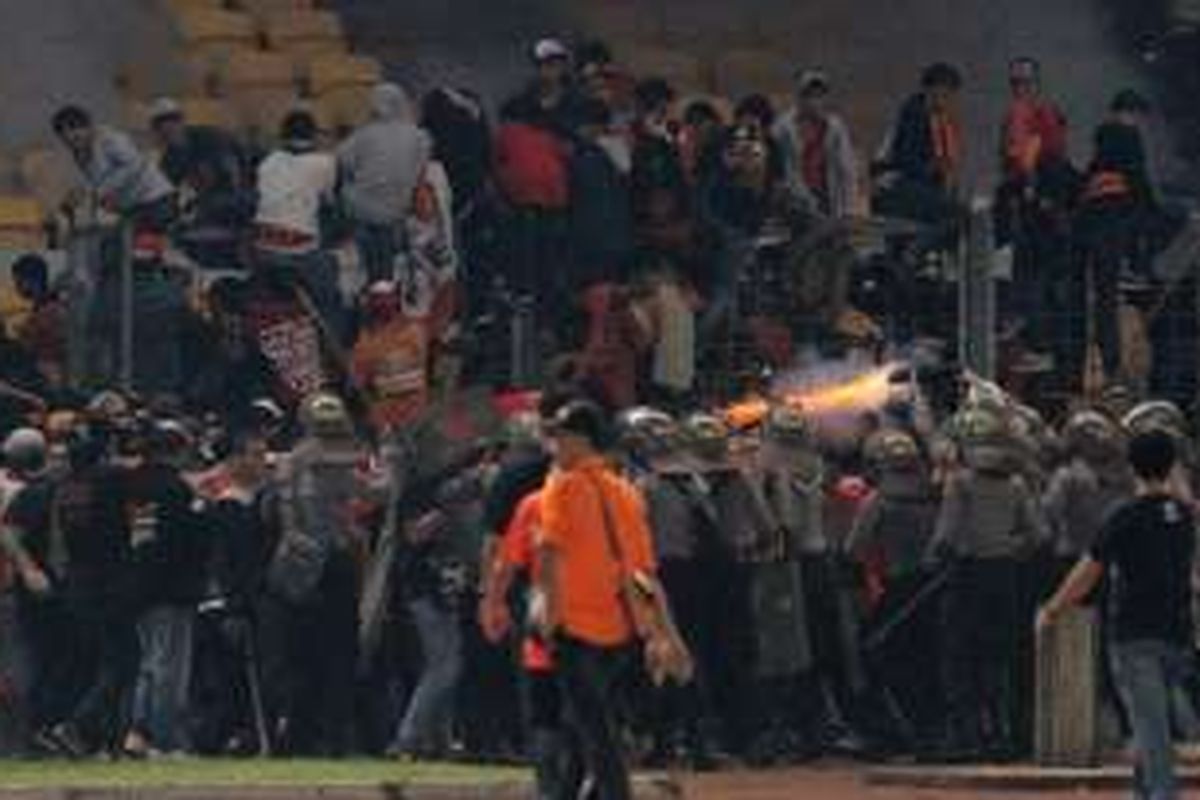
149, 98, 251, 270
1038, 429, 1195, 800
122, 420, 209, 757
3, 421, 134, 756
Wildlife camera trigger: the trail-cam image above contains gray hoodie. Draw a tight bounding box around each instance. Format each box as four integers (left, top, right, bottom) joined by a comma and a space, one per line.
336, 83, 432, 225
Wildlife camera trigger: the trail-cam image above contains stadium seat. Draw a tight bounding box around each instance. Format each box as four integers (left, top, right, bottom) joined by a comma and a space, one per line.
305, 53, 381, 98
220, 47, 298, 92
661, 1, 755, 49
618, 46, 705, 95
0, 153, 21, 194
712, 49, 791, 99
574, 2, 660, 45
0, 195, 47, 250
229, 90, 304, 137
262, 11, 346, 59
236, 0, 315, 18
19, 150, 75, 213
172, 8, 258, 59
314, 87, 372, 135
156, 97, 238, 129
164, 0, 227, 13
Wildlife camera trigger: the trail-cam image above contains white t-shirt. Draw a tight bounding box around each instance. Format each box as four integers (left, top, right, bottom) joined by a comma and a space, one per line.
255, 150, 338, 243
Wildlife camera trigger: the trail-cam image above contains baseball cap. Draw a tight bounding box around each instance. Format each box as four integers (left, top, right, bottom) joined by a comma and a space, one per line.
149, 97, 184, 124
1008, 58, 1040, 83
545, 399, 609, 447
532, 38, 570, 63
795, 68, 830, 95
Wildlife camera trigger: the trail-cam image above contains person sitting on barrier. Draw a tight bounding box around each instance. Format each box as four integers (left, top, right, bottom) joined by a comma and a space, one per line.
773, 69, 860, 221
871, 62, 966, 278
337, 83, 432, 284
52, 105, 175, 236
149, 98, 251, 272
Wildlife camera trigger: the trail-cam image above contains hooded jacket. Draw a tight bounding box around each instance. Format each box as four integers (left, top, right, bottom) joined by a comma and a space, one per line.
773, 108, 860, 218
337, 84, 432, 225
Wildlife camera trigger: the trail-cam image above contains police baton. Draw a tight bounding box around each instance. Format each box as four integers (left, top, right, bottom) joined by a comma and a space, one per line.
862, 565, 954, 653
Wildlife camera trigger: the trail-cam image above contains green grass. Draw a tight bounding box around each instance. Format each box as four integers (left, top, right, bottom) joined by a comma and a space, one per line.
0, 759, 525, 789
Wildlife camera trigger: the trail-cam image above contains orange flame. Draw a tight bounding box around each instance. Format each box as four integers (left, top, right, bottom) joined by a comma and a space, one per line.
722, 364, 898, 429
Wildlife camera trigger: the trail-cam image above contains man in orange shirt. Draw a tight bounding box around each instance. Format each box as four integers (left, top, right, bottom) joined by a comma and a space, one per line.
535, 400, 658, 800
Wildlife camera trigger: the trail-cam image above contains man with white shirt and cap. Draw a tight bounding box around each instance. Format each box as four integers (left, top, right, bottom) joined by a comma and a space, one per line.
254, 110, 346, 341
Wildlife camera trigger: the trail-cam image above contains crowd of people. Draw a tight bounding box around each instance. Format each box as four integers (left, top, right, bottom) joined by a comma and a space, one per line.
0, 28, 1193, 800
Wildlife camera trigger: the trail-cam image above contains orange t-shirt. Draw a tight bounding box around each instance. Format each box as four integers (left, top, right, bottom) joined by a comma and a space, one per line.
501, 491, 553, 672
538, 457, 657, 647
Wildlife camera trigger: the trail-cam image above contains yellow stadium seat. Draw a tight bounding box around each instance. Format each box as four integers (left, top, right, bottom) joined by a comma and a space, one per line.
306, 53, 381, 97
20, 150, 75, 213
575, 2, 658, 44
122, 100, 155, 138
229, 90, 305, 137
164, 0, 226, 13
0, 154, 20, 194
220, 48, 298, 92
236, 0, 314, 18
313, 87, 371, 137
172, 8, 257, 58
262, 11, 346, 59
0, 196, 46, 250
178, 97, 239, 128
618, 46, 705, 94
712, 49, 791, 99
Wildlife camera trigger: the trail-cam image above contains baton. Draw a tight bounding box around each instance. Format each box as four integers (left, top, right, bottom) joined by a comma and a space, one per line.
863, 566, 953, 653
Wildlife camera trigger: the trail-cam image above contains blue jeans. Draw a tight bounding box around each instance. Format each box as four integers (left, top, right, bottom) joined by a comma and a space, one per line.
258, 249, 348, 344
354, 221, 406, 284
392, 598, 463, 754
131, 606, 195, 752
1110, 640, 1190, 800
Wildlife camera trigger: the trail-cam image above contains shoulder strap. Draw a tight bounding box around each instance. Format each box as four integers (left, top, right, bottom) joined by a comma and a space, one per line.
587, 474, 640, 636
588, 473, 628, 572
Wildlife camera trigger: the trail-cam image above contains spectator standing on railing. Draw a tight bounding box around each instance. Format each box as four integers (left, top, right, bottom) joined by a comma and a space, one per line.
994, 58, 1076, 372
254, 110, 346, 342
337, 83, 432, 283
